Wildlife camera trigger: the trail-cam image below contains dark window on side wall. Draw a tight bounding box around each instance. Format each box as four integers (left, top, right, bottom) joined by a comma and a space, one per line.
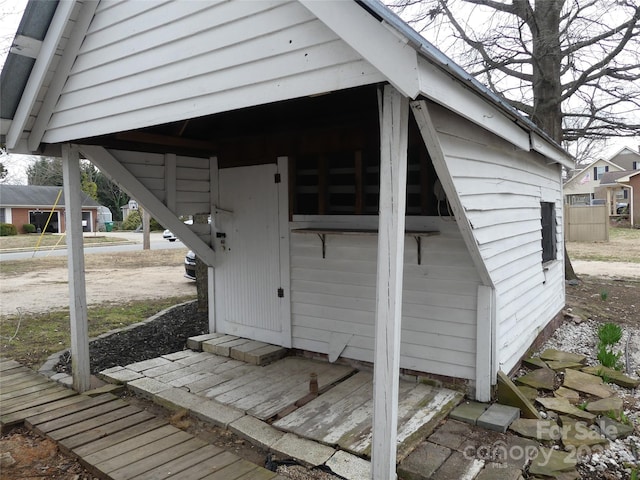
541, 202, 556, 263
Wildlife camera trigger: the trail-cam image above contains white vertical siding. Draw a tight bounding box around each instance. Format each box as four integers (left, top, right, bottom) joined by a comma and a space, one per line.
290, 216, 481, 380
429, 105, 565, 374
43, 0, 385, 143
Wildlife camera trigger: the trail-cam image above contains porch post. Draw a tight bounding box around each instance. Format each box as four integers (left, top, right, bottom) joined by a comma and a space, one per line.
62, 144, 91, 392
372, 84, 409, 479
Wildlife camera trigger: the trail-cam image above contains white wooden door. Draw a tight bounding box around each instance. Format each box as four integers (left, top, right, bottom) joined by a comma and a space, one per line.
215, 163, 290, 346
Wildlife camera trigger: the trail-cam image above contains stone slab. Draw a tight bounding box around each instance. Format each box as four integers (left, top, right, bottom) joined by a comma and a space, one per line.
535, 397, 595, 423
271, 433, 335, 468
559, 416, 608, 449
563, 368, 615, 398
449, 401, 489, 425
554, 387, 581, 404
187, 333, 227, 351
191, 399, 245, 429
201, 335, 239, 354
213, 338, 252, 357
581, 365, 640, 389
539, 349, 586, 364
517, 386, 539, 403
245, 345, 289, 366
529, 447, 577, 477
496, 371, 540, 419
431, 451, 484, 480
126, 357, 173, 372
153, 387, 206, 412
597, 416, 634, 440
585, 397, 623, 416
475, 463, 522, 480
325, 451, 371, 480
514, 369, 556, 391
509, 418, 560, 442
546, 361, 584, 371
229, 415, 284, 449
477, 404, 520, 433
127, 377, 170, 399
98, 367, 143, 384
398, 441, 451, 480
523, 357, 549, 370
230, 341, 269, 362
428, 420, 473, 450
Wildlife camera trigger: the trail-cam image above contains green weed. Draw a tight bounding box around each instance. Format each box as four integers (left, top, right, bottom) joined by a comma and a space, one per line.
598, 323, 623, 345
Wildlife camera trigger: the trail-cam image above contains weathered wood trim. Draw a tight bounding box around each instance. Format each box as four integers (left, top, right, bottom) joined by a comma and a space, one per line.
28, 1, 98, 152
62, 144, 90, 392
7, 0, 77, 149
372, 84, 409, 479
475, 285, 494, 401
277, 156, 293, 348
410, 100, 493, 288
79, 145, 215, 266
299, 0, 420, 98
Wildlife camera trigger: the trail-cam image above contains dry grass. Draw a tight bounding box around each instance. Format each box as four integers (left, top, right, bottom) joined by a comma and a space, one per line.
0, 233, 129, 249
566, 227, 640, 263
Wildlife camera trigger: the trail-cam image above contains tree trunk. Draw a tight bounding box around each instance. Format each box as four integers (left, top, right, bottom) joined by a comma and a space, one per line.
193, 213, 209, 313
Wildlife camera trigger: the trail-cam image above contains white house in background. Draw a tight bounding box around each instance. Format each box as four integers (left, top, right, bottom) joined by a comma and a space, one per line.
564, 146, 640, 206
1, 1, 574, 473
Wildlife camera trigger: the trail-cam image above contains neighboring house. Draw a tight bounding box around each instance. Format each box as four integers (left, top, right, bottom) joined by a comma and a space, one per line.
564, 146, 640, 206
0, 185, 101, 233
1, 1, 574, 471
611, 170, 639, 226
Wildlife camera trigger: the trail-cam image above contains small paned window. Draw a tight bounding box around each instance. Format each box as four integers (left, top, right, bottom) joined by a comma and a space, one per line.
541, 202, 557, 263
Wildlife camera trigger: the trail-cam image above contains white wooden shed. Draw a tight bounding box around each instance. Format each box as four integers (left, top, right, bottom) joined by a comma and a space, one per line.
1, 0, 573, 475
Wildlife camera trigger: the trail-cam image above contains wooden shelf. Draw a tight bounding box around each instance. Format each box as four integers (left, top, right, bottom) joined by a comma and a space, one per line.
292, 228, 439, 263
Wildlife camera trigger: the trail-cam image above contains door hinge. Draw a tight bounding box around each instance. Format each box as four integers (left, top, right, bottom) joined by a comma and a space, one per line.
274, 173, 281, 184
277, 288, 284, 298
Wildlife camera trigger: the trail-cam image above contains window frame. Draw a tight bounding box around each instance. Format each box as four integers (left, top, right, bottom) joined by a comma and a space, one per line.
540, 202, 557, 264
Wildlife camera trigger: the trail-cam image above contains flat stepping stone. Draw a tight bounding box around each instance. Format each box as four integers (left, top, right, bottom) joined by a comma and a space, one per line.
509, 418, 559, 441
187, 333, 228, 351
554, 387, 580, 404
496, 371, 540, 419
449, 401, 488, 425
536, 397, 595, 423
515, 368, 556, 391
529, 447, 577, 477
523, 357, 549, 370
581, 365, 640, 389
559, 416, 608, 448
398, 441, 451, 480
597, 416, 635, 440
539, 349, 586, 364
477, 403, 520, 433
585, 397, 623, 416
546, 361, 584, 371
563, 369, 615, 398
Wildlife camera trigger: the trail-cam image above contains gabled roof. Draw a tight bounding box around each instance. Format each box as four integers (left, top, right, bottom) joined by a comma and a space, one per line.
598, 170, 636, 186
0, 185, 101, 208
1, 0, 573, 168
564, 158, 624, 186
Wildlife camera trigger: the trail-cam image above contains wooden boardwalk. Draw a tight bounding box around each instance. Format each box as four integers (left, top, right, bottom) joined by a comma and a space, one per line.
0, 358, 282, 480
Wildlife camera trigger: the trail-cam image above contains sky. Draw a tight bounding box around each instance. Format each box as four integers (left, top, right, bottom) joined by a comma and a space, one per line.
0, 0, 638, 184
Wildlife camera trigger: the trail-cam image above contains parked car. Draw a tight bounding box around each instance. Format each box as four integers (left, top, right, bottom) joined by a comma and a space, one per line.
184, 250, 196, 280
163, 219, 193, 241
617, 203, 628, 214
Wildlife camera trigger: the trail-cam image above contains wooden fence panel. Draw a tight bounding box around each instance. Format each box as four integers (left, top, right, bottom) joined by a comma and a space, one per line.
564, 205, 609, 242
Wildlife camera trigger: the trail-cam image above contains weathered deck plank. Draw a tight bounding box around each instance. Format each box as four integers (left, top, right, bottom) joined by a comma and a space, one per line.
129, 444, 223, 480
47, 405, 140, 441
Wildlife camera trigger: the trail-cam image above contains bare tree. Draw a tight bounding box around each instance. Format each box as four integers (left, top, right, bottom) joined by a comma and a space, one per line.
389, 0, 640, 158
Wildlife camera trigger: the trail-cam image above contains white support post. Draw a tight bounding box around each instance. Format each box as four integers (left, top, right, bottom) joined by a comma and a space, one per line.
372, 85, 409, 479
209, 156, 219, 333
62, 144, 90, 392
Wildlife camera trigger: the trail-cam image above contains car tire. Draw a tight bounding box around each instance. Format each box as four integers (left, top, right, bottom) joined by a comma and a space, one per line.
169, 238, 176, 242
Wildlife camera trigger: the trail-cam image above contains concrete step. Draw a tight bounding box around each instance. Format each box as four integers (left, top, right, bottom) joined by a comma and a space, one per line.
195, 335, 288, 366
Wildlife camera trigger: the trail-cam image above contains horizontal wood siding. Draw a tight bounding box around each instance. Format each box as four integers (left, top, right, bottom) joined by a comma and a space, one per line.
109, 149, 211, 219
43, 0, 385, 143
290, 216, 480, 380
431, 105, 565, 374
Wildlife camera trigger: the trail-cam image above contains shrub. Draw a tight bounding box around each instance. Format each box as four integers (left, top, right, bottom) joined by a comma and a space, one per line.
22, 223, 36, 234
598, 323, 622, 345
122, 210, 163, 231
0, 223, 18, 236
597, 344, 623, 371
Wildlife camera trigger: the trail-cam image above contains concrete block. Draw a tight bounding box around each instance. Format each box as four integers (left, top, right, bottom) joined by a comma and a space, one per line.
431, 451, 484, 480
428, 420, 473, 450
126, 357, 172, 372
128, 377, 170, 399
153, 387, 206, 412
449, 401, 489, 425
213, 338, 251, 357
187, 333, 228, 351
202, 335, 239, 354
175, 351, 216, 366
230, 341, 269, 362
477, 404, 520, 433
244, 345, 288, 366
190, 399, 245, 429
162, 350, 198, 361
229, 415, 284, 449
398, 441, 451, 480
326, 451, 371, 480
271, 433, 335, 468
98, 367, 143, 384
